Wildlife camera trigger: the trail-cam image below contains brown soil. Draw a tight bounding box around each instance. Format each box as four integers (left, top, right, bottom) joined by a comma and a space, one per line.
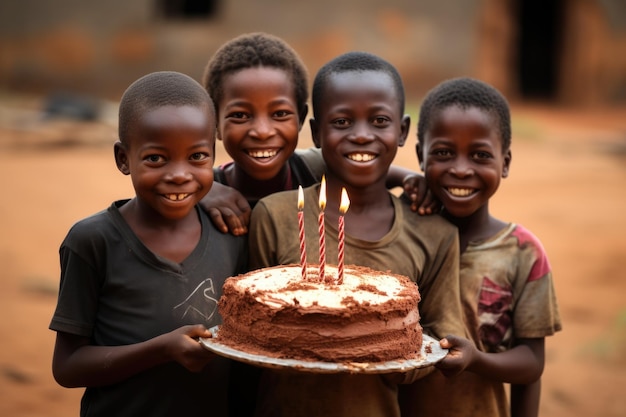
0, 99, 625, 416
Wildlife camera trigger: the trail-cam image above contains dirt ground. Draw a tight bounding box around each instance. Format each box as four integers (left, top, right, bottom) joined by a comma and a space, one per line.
0, 97, 625, 417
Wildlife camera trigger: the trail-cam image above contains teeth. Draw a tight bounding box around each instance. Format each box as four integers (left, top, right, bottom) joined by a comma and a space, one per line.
347, 153, 375, 162
165, 193, 189, 201
447, 188, 473, 197
249, 149, 278, 158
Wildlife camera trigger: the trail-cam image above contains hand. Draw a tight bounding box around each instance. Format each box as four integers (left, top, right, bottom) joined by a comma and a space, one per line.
161, 325, 215, 373
435, 334, 476, 377
199, 182, 251, 235
401, 174, 440, 215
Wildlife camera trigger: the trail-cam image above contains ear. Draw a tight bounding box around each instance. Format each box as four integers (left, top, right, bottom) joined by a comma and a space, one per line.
309, 118, 321, 148
397, 114, 411, 147
502, 149, 512, 178
114, 141, 131, 175
298, 104, 309, 131
416, 142, 425, 172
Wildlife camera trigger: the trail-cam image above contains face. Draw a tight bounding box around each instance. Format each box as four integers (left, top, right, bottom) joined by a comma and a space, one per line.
115, 104, 215, 221
418, 105, 511, 219
310, 70, 409, 189
217, 66, 302, 181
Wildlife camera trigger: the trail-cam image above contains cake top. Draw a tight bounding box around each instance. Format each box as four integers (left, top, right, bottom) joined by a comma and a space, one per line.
230, 264, 419, 309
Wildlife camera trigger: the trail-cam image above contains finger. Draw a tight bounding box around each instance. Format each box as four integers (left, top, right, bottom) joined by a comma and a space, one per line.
208, 208, 229, 233
191, 324, 213, 339
224, 212, 247, 236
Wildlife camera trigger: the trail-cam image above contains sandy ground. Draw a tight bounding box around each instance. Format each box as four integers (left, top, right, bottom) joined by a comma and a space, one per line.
0, 97, 625, 417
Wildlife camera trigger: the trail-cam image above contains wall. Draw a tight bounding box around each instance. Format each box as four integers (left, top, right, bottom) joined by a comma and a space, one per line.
1, 0, 625, 105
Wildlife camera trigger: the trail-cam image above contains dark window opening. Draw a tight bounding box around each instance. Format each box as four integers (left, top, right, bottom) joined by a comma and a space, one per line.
158, 0, 219, 19
516, 0, 563, 100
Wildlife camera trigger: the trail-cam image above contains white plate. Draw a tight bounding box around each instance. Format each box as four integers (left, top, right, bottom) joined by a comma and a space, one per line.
200, 326, 447, 374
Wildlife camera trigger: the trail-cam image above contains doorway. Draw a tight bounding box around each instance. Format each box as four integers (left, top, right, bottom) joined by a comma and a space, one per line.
516, 0, 563, 100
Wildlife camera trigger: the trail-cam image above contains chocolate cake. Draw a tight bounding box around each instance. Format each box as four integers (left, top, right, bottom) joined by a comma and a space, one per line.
217, 264, 422, 363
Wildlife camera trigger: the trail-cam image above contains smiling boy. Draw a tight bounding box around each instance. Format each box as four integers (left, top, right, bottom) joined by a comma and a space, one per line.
49, 71, 247, 417
246, 52, 464, 417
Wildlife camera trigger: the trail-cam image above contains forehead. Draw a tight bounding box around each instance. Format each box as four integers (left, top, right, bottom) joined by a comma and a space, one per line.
425, 105, 502, 146
430, 105, 498, 134
126, 104, 214, 145
221, 66, 295, 100
321, 70, 401, 110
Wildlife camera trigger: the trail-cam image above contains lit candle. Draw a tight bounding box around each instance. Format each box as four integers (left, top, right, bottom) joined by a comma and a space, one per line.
337, 187, 350, 285
297, 186, 307, 280
318, 176, 326, 282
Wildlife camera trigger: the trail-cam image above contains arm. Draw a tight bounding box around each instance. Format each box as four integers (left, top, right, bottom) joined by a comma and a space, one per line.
198, 181, 251, 236
511, 378, 541, 417
52, 325, 214, 388
437, 336, 544, 385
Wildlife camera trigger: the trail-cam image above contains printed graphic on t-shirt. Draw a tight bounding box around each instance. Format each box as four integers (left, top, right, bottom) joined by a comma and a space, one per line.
478, 276, 513, 351
173, 278, 219, 325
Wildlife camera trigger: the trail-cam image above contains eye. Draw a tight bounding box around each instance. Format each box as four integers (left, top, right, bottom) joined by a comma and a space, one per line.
472, 151, 493, 160
190, 152, 210, 162
273, 109, 294, 119
226, 111, 249, 121
331, 118, 351, 128
145, 154, 165, 163
432, 148, 453, 158
371, 116, 391, 127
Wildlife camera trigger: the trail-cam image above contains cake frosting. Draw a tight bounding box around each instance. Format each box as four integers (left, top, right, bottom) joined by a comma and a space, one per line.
217, 264, 422, 363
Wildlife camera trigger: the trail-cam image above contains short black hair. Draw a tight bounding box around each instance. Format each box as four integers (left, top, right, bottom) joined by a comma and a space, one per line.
417, 77, 511, 152
118, 71, 215, 144
202, 32, 308, 118
311, 51, 405, 118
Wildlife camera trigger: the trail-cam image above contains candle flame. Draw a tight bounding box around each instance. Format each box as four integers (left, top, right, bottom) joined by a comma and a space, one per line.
340, 188, 350, 214
319, 175, 326, 210
297, 185, 304, 210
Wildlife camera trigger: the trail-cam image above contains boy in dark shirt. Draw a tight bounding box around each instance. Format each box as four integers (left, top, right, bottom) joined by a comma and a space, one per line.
49, 71, 247, 417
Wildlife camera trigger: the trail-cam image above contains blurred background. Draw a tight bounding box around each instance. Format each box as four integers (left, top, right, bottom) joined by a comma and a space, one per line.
1, 1, 625, 416
2, 0, 626, 103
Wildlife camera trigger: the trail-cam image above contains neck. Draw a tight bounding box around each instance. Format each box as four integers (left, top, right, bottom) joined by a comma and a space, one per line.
442, 204, 502, 252
324, 175, 389, 215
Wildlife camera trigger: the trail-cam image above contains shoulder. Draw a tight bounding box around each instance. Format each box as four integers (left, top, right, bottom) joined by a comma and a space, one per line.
292, 147, 325, 181
255, 188, 299, 209
63, 205, 116, 243
396, 197, 456, 234
294, 147, 323, 165
508, 224, 552, 281
510, 224, 547, 251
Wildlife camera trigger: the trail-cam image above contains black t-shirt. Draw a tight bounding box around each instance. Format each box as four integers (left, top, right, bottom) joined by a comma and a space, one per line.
50, 200, 248, 417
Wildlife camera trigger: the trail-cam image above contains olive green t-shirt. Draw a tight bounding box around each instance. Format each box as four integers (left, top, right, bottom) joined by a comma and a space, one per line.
247, 184, 464, 417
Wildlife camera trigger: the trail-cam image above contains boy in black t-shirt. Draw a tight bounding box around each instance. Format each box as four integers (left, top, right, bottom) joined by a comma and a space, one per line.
49, 71, 247, 417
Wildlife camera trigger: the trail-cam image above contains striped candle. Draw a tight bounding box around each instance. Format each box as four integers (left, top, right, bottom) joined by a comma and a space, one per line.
337, 187, 350, 284
318, 176, 326, 282
297, 186, 307, 280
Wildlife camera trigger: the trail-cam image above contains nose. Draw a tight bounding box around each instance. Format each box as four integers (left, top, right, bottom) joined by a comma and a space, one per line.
249, 115, 276, 140
165, 161, 193, 183
449, 158, 474, 178
349, 121, 374, 144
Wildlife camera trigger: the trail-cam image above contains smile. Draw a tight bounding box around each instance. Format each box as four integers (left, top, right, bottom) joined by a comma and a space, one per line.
346, 153, 376, 162
446, 187, 476, 197
163, 193, 189, 201
248, 149, 278, 158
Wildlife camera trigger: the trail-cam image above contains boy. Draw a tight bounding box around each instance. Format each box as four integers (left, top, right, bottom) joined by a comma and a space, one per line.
399, 77, 562, 417
49, 71, 247, 417
199, 32, 432, 235
247, 52, 465, 417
